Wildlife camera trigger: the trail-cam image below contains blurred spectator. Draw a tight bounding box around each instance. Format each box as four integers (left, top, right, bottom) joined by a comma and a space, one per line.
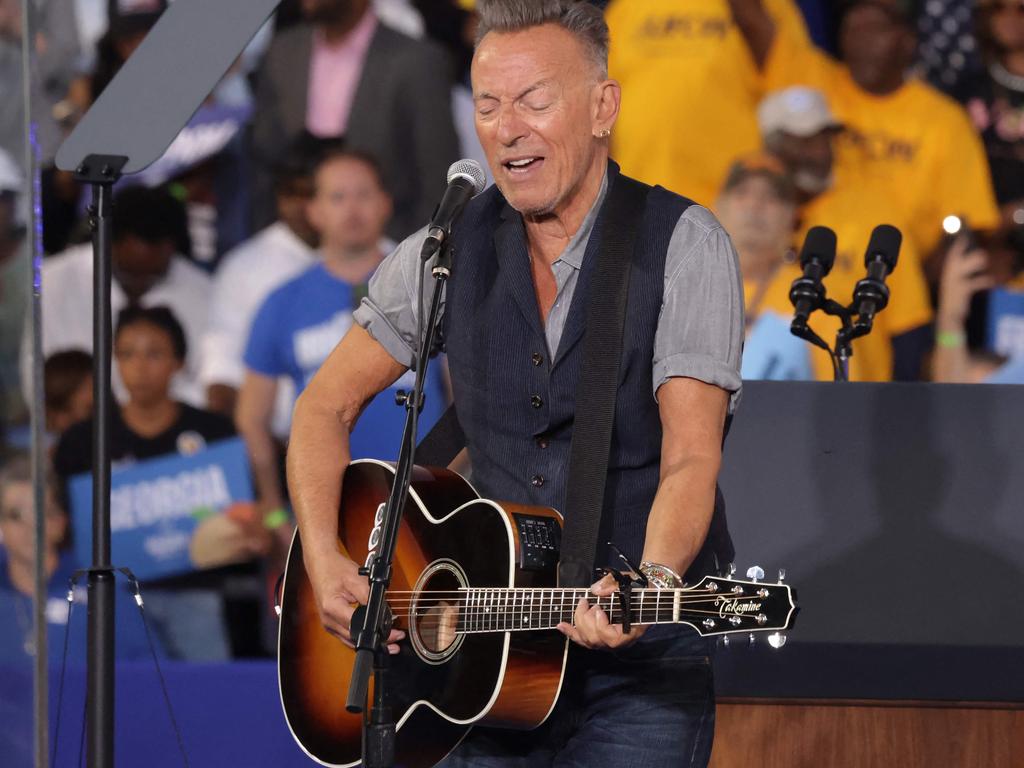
917, 0, 982, 95
200, 141, 320, 422
36, 185, 212, 407
236, 148, 445, 515
959, 0, 1024, 230
0, 452, 161, 663
715, 154, 812, 380
757, 86, 933, 381
0, 149, 27, 424
414, 0, 490, 179
251, 0, 460, 239
52, 306, 260, 660
43, 350, 93, 436
730, 0, 1000, 257
933, 227, 1024, 383
606, 0, 812, 207
90, 0, 164, 102
0, 0, 64, 160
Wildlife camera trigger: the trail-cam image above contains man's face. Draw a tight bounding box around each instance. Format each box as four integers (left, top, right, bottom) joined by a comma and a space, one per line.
717, 176, 797, 255
772, 130, 835, 197
839, 5, 915, 93
307, 157, 392, 253
112, 236, 174, 301
114, 322, 181, 408
472, 24, 613, 218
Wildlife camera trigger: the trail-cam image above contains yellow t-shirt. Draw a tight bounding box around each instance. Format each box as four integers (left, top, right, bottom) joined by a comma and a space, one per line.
763, 14, 1000, 256
607, 0, 810, 207
741, 169, 934, 381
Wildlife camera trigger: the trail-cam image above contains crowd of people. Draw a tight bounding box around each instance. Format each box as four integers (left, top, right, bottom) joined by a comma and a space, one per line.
1, 0, 1023, 662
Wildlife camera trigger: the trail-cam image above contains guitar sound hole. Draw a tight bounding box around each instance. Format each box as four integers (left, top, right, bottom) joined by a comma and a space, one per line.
410, 560, 467, 663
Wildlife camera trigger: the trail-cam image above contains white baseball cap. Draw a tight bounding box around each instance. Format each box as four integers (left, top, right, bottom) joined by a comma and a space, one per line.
758, 87, 842, 138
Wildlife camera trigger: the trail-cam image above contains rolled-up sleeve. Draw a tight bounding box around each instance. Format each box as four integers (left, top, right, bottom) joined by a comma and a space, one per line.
352, 226, 445, 369
653, 206, 745, 412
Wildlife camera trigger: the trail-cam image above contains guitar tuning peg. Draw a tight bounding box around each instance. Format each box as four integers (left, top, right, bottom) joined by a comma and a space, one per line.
768, 632, 787, 650
719, 635, 730, 648
746, 566, 764, 582
777, 568, 787, 583
748, 633, 756, 646
725, 563, 736, 577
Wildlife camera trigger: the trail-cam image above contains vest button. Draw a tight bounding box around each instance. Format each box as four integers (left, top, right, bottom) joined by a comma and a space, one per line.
531, 474, 545, 488
531, 352, 544, 366
530, 395, 543, 409
536, 436, 549, 449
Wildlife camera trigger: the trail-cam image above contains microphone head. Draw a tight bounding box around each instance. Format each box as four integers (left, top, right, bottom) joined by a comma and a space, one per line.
864, 224, 902, 273
447, 159, 487, 195
799, 226, 837, 275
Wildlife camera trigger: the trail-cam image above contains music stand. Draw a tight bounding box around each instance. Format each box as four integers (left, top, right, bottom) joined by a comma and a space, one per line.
54, 2, 281, 765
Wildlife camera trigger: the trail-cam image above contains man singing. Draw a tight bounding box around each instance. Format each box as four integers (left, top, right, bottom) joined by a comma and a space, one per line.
286, 1, 744, 765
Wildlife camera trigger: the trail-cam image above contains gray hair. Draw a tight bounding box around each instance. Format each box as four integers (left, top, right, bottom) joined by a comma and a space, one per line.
475, 0, 609, 78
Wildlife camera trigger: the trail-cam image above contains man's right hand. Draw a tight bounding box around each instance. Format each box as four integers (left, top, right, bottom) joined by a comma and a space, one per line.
306, 552, 405, 654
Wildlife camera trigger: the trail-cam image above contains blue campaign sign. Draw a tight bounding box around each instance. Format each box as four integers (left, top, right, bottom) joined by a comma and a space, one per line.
68, 438, 256, 582
987, 287, 1024, 358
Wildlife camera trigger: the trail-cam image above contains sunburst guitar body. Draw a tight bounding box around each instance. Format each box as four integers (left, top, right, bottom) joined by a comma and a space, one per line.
277, 460, 797, 768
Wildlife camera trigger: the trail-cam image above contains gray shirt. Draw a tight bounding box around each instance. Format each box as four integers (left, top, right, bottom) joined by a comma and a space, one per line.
353, 175, 745, 412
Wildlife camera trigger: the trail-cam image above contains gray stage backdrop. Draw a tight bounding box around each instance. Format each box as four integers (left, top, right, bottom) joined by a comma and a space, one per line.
713, 381, 1024, 702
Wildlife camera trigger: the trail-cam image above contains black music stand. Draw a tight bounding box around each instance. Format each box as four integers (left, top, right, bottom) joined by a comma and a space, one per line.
54, 2, 280, 765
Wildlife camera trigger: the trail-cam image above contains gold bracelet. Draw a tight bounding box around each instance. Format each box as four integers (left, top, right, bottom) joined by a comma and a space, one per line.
639, 561, 683, 589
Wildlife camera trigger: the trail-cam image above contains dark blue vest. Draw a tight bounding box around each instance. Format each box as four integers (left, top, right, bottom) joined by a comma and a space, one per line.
443, 162, 731, 575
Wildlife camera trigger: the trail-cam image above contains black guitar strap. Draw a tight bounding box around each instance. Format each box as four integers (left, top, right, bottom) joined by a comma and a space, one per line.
556, 175, 648, 588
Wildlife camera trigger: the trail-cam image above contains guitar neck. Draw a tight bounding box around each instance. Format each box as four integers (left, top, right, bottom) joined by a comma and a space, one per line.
447, 586, 771, 635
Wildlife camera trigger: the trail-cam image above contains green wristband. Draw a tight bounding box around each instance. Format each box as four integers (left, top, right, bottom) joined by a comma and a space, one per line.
936, 330, 966, 349
263, 508, 290, 530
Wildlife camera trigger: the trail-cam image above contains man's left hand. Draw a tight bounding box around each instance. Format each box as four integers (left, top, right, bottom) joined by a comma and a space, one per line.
556, 573, 647, 650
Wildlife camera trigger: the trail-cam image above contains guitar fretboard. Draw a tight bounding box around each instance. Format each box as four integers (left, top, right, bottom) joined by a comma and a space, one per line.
398, 587, 769, 634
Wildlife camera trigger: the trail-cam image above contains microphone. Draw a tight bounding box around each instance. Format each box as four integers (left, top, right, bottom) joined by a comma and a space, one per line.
420, 159, 487, 260
853, 224, 902, 329
789, 226, 837, 328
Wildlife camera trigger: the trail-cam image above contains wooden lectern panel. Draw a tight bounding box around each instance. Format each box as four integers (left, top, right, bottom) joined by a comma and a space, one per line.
710, 700, 1023, 768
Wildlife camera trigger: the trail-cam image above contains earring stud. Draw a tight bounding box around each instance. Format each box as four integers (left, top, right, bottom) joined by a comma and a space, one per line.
596, 128, 611, 138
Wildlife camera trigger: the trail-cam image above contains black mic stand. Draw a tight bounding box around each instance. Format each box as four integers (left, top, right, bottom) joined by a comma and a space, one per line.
791, 295, 883, 383
346, 239, 454, 768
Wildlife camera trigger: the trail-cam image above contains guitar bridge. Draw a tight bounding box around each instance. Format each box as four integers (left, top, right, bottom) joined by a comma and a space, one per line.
513, 514, 560, 572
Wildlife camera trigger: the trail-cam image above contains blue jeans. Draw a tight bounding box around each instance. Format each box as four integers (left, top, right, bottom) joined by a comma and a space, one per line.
142, 588, 231, 661
438, 625, 715, 768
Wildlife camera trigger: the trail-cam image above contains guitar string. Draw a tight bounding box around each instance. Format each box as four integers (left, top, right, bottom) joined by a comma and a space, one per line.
384, 603, 767, 621
379, 595, 776, 607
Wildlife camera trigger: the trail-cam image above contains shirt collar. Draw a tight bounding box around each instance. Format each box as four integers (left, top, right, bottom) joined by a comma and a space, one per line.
556, 170, 609, 271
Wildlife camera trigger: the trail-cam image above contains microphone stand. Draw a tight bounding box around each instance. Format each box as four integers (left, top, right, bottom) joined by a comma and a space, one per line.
791, 297, 881, 383
345, 238, 454, 768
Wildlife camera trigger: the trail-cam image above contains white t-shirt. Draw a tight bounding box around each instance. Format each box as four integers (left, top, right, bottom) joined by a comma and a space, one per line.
201, 222, 316, 437
35, 243, 213, 407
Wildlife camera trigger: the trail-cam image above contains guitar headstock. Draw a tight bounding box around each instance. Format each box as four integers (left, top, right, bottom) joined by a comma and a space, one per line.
680, 566, 798, 642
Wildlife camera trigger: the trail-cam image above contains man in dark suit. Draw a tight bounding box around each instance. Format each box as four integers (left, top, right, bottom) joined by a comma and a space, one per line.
252, 0, 461, 239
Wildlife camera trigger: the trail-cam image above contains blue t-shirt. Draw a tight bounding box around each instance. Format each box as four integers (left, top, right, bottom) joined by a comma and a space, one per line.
244, 262, 446, 460
0, 551, 160, 667
741, 311, 814, 381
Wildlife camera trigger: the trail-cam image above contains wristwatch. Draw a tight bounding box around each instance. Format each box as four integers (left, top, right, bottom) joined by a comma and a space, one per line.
639, 561, 684, 589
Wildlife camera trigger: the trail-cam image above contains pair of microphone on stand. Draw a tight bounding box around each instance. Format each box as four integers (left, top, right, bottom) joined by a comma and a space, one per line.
788, 224, 903, 379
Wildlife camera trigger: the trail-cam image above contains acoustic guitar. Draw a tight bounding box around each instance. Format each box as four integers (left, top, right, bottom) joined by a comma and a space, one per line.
277, 460, 797, 768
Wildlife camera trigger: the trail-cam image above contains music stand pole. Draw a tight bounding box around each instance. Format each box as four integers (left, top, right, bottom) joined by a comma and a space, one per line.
78, 156, 125, 768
